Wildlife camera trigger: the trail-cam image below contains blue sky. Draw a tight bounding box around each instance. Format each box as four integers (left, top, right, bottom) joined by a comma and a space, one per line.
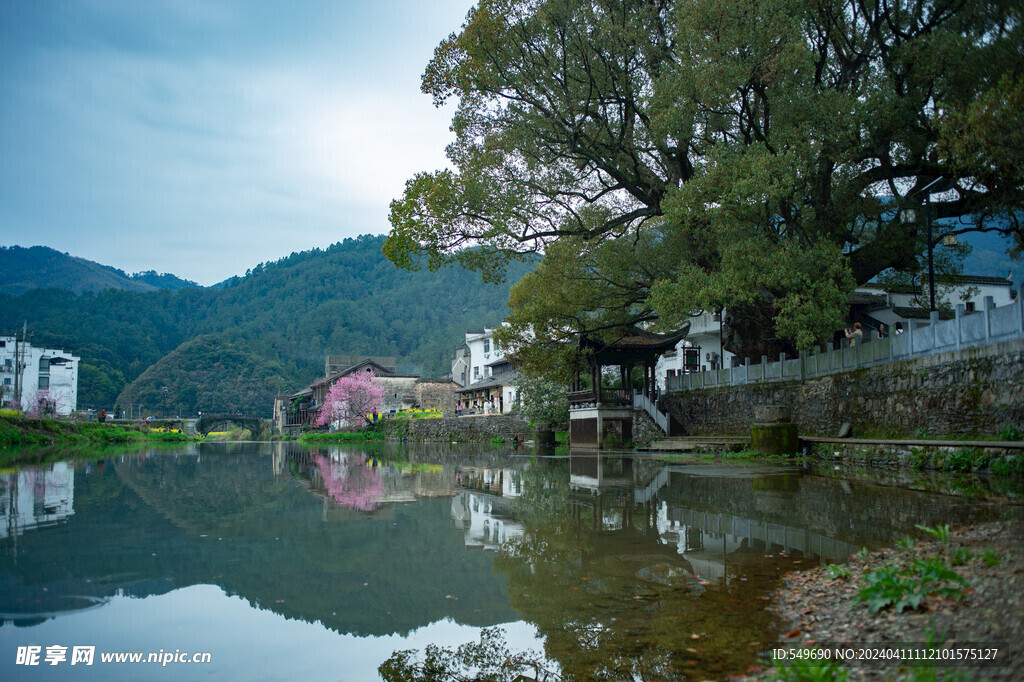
0, 0, 474, 285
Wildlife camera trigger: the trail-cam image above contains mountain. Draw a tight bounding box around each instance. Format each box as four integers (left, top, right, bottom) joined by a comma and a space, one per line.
114, 333, 293, 417
0, 235, 531, 415
0, 245, 198, 295
957, 230, 1024, 285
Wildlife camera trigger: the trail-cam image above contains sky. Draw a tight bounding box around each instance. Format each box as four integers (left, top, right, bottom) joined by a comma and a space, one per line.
0, 0, 475, 286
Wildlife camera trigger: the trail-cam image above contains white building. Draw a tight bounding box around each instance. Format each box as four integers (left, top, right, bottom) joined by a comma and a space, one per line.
0, 336, 79, 416
654, 274, 1017, 389
656, 311, 738, 390
852, 274, 1016, 329
450, 344, 470, 387
455, 327, 519, 414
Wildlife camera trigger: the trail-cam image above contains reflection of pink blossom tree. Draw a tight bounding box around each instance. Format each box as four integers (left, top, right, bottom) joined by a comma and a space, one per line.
315, 370, 386, 428
315, 454, 384, 511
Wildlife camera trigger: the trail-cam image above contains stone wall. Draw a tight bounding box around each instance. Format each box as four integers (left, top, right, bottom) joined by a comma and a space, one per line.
664, 338, 1024, 437
415, 379, 457, 411
376, 415, 531, 442
377, 376, 419, 411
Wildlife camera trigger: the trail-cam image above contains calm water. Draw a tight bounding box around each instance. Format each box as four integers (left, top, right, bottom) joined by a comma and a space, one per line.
0, 442, 1017, 681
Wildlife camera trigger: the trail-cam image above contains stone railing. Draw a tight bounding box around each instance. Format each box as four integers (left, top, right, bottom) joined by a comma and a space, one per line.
633, 392, 670, 433
667, 293, 1024, 392
568, 388, 633, 407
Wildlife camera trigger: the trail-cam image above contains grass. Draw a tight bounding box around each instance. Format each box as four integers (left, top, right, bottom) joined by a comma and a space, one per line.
915, 523, 951, 545
770, 649, 849, 681
0, 414, 203, 456
300, 430, 387, 442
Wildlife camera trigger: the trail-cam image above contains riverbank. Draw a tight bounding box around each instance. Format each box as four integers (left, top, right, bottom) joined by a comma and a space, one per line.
759, 517, 1024, 681
0, 414, 193, 447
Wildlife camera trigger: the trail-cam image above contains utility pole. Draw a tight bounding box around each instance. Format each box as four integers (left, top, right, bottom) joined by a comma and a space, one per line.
13, 322, 26, 410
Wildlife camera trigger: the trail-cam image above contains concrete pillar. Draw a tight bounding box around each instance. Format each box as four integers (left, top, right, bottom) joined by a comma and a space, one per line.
955, 303, 965, 350
984, 295, 994, 343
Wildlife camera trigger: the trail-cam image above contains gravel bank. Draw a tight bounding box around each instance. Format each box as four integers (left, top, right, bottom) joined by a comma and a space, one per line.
763, 517, 1023, 681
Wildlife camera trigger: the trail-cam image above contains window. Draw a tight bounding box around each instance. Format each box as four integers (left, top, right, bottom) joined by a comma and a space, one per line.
38, 376, 49, 390
474, 367, 480, 379
3, 378, 9, 385
965, 301, 976, 313
483, 339, 490, 353
3, 359, 10, 367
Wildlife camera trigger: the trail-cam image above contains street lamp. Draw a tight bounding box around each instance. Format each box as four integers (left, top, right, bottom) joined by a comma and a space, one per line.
899, 177, 947, 312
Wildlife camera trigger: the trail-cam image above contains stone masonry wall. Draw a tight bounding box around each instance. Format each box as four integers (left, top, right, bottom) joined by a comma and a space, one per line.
377, 415, 531, 442
415, 380, 457, 411
663, 338, 1024, 437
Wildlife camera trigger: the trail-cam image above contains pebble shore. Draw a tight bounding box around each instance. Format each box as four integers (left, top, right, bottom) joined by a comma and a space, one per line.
758, 517, 1023, 681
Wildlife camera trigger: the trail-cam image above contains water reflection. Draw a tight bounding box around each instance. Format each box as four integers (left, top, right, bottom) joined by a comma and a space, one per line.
1, 462, 75, 542
0, 443, 1015, 680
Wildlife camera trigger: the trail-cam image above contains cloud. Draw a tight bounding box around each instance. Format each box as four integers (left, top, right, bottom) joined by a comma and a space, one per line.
0, 0, 472, 285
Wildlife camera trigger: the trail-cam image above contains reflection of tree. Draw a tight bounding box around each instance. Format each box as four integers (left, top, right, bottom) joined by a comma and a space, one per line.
493, 460, 788, 680
314, 454, 384, 512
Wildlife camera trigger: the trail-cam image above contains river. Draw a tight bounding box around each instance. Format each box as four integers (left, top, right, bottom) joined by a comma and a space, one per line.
0, 441, 1017, 680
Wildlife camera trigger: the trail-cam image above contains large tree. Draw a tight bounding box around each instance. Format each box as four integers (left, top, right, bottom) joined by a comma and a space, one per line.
386, 0, 1022, 365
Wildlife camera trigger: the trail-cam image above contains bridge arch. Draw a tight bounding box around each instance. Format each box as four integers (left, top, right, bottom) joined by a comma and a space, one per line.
195, 414, 265, 437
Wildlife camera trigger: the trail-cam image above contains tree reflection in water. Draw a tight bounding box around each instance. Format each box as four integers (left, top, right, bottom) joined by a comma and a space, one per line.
314, 453, 384, 512
487, 458, 787, 680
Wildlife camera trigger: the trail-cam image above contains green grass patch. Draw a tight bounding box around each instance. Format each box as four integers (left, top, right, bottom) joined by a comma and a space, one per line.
300, 430, 387, 442
770, 648, 849, 681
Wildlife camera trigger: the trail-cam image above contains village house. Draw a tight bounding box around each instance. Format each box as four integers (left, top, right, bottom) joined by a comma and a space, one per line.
0, 336, 79, 416
454, 327, 519, 415
274, 354, 457, 433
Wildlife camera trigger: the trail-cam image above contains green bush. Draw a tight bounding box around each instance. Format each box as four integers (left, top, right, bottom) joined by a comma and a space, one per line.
855, 558, 967, 613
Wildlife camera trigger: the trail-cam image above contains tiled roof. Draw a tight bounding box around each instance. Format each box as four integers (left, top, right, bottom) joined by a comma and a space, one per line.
580, 326, 690, 354
456, 371, 520, 393
850, 292, 887, 309
859, 274, 1012, 295
892, 306, 955, 321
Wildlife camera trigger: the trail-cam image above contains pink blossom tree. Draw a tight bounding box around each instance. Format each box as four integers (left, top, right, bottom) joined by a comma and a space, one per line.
26, 390, 56, 418
314, 370, 386, 428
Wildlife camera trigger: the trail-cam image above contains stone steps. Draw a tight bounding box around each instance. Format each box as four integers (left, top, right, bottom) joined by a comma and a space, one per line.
644, 436, 750, 452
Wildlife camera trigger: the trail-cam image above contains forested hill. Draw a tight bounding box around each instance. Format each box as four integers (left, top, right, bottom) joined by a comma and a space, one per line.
0, 235, 531, 415
0, 245, 198, 295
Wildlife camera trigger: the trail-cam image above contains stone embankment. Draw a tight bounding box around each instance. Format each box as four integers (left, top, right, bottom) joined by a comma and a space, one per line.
664, 338, 1024, 438
375, 415, 531, 442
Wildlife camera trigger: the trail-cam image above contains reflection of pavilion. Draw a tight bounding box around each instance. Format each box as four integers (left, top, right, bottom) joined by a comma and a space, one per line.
1, 463, 75, 541
450, 491, 524, 551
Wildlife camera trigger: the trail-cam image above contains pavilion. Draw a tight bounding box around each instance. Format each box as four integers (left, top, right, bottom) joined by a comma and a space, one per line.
568, 326, 689, 449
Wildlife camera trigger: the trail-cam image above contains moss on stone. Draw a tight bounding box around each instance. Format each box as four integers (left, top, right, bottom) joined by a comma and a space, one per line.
750, 422, 798, 456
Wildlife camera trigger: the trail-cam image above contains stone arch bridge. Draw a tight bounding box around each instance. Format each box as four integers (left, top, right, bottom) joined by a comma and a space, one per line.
195, 414, 266, 437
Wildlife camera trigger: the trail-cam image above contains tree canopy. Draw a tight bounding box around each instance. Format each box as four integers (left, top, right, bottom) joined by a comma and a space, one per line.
386, 0, 1023, 364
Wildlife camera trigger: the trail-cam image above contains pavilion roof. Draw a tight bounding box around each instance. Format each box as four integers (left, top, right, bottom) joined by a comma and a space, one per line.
578, 325, 690, 362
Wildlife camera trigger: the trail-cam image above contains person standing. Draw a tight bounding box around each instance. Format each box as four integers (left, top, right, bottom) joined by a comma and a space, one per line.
844, 322, 863, 346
